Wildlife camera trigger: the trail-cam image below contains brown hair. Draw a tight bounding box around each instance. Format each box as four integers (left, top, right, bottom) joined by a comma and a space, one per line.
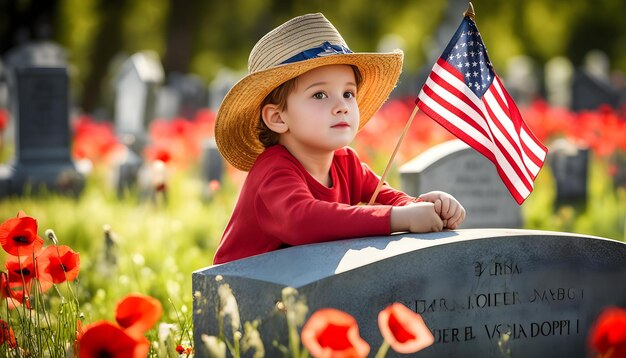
257, 65, 363, 148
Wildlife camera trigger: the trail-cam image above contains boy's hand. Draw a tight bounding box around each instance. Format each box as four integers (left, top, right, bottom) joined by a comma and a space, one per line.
390, 202, 444, 233
418, 191, 466, 230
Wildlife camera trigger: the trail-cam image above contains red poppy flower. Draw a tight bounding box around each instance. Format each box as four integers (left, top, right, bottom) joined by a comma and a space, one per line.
301, 308, 370, 358
115, 293, 162, 338
5, 255, 37, 284
589, 306, 626, 357
1, 270, 29, 309
0, 211, 44, 256
78, 321, 149, 358
5, 254, 54, 303
37, 245, 81, 284
378, 303, 434, 354
0, 319, 17, 348
0, 272, 9, 299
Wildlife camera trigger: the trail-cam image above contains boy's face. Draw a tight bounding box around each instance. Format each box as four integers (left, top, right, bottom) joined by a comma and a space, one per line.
279, 64, 360, 152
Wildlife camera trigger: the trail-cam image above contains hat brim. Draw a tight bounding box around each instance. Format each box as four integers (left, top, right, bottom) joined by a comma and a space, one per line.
215, 51, 404, 172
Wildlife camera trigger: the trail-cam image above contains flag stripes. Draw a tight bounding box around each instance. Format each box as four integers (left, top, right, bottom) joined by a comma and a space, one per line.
417, 57, 547, 204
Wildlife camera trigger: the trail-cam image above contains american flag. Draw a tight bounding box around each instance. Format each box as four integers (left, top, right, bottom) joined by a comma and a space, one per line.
416, 16, 547, 204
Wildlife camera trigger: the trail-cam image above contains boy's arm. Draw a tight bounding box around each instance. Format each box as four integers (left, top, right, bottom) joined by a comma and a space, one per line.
257, 168, 393, 246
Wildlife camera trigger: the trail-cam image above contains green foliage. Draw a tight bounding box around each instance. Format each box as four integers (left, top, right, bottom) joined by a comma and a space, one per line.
0, 169, 237, 327
49, 0, 626, 110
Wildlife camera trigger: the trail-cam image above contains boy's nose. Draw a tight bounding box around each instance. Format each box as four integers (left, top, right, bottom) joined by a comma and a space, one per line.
333, 99, 349, 114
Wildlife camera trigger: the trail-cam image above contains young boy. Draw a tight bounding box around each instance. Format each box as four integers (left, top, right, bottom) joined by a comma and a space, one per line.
213, 13, 465, 264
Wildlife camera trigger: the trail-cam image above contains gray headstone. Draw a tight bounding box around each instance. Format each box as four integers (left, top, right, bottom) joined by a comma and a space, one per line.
208, 68, 243, 111
547, 139, 588, 207
0, 67, 84, 197
505, 55, 539, 107
114, 51, 164, 151
544, 57, 574, 109
4, 41, 68, 70
572, 51, 620, 111
110, 147, 143, 198
0, 59, 8, 108
399, 140, 522, 228
168, 72, 208, 119
200, 138, 224, 201
612, 152, 626, 189
193, 229, 626, 357
155, 86, 180, 120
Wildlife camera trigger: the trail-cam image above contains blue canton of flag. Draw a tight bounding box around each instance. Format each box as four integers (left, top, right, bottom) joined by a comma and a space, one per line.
441, 18, 495, 98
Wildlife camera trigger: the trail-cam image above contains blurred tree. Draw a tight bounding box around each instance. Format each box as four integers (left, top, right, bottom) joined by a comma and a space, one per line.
163, 0, 202, 73
0, 0, 59, 54
6, 0, 625, 114
80, 0, 126, 113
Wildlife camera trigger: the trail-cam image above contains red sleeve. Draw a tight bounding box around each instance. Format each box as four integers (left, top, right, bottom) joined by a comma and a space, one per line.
347, 148, 418, 206
255, 167, 393, 246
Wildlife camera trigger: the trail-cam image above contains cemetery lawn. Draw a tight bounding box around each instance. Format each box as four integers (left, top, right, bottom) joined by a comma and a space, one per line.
0, 168, 238, 350
0, 153, 624, 353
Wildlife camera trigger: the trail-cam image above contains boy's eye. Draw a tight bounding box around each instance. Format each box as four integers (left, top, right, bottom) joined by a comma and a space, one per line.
344, 91, 356, 99
313, 92, 327, 99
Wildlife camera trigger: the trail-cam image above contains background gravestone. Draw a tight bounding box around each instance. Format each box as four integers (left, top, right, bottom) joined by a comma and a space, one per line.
544, 56, 574, 109
572, 50, 620, 111
113, 51, 164, 152
547, 138, 589, 208
399, 140, 522, 228
200, 138, 224, 201
208, 68, 243, 111
168, 72, 207, 119
0, 67, 84, 197
0, 59, 8, 109
156, 72, 208, 120
193, 229, 626, 357
4, 41, 68, 70
505, 55, 540, 107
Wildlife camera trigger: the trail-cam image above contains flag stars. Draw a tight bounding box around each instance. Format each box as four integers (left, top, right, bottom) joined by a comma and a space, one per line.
465, 62, 470, 67
472, 61, 478, 67
463, 52, 468, 57
473, 71, 478, 77
465, 72, 471, 78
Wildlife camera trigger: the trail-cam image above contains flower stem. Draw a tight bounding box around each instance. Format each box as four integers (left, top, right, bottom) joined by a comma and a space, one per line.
374, 340, 390, 358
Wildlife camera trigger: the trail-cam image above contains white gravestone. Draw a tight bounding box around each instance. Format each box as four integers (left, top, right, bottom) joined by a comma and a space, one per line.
114, 51, 164, 149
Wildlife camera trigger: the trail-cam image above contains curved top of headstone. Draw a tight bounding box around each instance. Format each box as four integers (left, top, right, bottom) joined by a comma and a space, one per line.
399, 139, 470, 173
115, 51, 164, 84
196, 229, 618, 288
4, 41, 67, 70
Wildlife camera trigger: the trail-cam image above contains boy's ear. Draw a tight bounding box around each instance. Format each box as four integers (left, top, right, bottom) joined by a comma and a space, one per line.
261, 103, 288, 134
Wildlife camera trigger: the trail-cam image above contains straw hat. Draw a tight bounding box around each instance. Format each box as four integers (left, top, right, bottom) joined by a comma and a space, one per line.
215, 12, 404, 171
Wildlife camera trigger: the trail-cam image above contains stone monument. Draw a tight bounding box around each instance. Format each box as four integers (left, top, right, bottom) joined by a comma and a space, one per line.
113, 51, 164, 152
547, 138, 589, 207
193, 229, 626, 357
0, 67, 84, 197
399, 140, 522, 228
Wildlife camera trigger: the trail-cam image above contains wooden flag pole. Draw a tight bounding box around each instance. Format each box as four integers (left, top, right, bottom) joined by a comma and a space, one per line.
368, 2, 476, 205
367, 104, 421, 205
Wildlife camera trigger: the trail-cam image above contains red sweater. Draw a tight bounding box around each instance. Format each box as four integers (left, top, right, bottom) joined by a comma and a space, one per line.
213, 145, 418, 264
